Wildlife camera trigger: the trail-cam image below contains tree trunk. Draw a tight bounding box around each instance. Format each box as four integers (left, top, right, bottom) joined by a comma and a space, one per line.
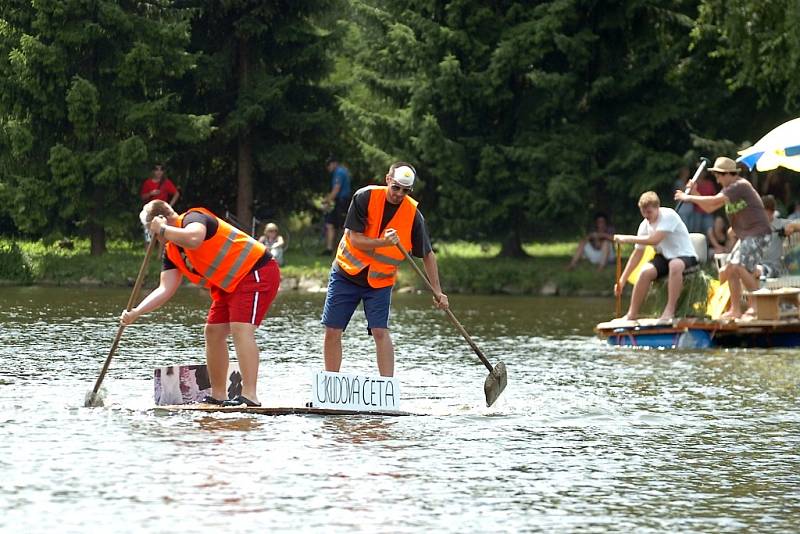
89, 186, 106, 256
237, 134, 253, 227
89, 223, 106, 256
236, 37, 253, 228
498, 229, 528, 258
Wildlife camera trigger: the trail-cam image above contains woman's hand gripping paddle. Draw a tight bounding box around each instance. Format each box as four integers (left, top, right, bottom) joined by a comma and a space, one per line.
396, 243, 507, 407
85, 237, 157, 407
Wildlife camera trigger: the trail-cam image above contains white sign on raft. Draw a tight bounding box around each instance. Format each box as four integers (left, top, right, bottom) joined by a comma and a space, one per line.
311, 370, 400, 412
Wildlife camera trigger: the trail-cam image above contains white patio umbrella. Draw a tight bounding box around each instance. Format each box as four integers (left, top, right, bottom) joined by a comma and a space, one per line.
737, 117, 800, 172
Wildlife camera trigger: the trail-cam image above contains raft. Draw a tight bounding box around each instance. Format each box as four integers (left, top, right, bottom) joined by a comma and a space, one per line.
153, 403, 414, 417
595, 316, 800, 349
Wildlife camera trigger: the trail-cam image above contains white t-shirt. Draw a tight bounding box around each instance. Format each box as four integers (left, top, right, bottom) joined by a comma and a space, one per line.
635, 207, 697, 259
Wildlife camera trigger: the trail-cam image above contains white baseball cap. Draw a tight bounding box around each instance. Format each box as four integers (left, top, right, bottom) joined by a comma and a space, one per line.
392, 165, 416, 187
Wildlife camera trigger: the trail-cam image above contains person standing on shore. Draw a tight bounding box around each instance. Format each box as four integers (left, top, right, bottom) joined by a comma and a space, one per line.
675, 156, 772, 319
121, 200, 280, 407
322, 156, 352, 256
140, 163, 180, 206
321, 162, 448, 377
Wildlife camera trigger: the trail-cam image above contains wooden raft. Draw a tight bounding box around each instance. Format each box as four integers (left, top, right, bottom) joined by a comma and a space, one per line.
153, 403, 414, 417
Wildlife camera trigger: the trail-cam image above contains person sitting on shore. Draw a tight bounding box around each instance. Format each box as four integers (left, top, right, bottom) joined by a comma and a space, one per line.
258, 222, 285, 266
614, 191, 698, 322
567, 212, 615, 271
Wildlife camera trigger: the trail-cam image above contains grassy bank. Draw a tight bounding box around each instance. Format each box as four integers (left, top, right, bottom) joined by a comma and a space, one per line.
0, 238, 618, 296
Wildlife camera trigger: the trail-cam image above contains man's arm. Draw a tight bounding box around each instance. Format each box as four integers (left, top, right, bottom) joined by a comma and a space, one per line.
620, 247, 644, 283
422, 251, 449, 309
325, 182, 341, 205
615, 230, 667, 247
120, 269, 182, 325
348, 228, 394, 251
150, 216, 207, 249
140, 181, 158, 202
674, 190, 728, 213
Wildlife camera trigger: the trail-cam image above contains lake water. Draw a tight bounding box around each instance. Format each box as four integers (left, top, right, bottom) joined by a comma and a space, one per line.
1, 286, 798, 532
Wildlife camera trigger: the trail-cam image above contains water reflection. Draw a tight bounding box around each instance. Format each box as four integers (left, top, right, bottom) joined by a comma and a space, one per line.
0, 287, 798, 531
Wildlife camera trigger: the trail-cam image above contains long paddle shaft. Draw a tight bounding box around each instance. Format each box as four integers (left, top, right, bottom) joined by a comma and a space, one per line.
675, 158, 709, 213
89, 238, 157, 399
615, 241, 622, 317
396, 243, 495, 373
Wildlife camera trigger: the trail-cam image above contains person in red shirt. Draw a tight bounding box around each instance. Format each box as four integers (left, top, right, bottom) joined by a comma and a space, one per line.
140, 163, 180, 205
692, 171, 717, 233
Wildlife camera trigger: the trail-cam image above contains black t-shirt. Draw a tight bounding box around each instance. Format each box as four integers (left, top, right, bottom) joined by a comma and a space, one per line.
334, 187, 432, 286
163, 211, 270, 271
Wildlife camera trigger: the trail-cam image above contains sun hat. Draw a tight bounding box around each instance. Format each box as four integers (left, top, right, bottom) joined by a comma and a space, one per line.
392, 165, 416, 188
708, 157, 739, 173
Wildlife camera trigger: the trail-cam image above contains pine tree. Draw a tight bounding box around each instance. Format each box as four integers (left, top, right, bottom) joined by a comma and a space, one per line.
0, 0, 211, 253
181, 1, 342, 225
340, 0, 708, 254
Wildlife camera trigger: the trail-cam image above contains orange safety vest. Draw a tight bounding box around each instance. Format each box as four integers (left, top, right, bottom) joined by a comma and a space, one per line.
165, 207, 266, 292
335, 186, 418, 288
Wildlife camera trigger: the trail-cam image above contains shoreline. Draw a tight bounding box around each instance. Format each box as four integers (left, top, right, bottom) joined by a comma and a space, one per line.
0, 238, 619, 297
0, 274, 615, 297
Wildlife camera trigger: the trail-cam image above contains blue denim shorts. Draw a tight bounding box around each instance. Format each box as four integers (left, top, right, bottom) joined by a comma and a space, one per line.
321, 268, 392, 331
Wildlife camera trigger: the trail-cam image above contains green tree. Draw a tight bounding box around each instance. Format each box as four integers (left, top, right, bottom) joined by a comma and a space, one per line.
694, 0, 800, 112
341, 1, 729, 254
180, 1, 342, 226
0, 0, 211, 253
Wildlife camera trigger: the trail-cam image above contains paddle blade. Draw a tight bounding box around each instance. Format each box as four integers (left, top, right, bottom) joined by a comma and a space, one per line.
484, 361, 507, 407
84, 388, 106, 408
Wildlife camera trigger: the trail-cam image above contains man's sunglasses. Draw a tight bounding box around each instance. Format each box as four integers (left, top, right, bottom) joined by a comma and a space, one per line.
390, 183, 413, 194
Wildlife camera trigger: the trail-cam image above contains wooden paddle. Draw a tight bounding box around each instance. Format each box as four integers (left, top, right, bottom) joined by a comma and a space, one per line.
85, 237, 157, 407
615, 241, 622, 316
396, 243, 507, 407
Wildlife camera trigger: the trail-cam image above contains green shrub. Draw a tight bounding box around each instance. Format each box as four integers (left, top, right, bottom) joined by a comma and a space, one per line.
0, 241, 33, 283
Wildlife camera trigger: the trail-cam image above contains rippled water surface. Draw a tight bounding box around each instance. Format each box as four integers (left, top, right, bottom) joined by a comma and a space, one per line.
1, 286, 798, 532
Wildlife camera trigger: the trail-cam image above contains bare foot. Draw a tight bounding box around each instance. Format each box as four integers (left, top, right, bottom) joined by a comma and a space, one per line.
739, 308, 757, 321
566, 263, 576, 271
720, 310, 741, 320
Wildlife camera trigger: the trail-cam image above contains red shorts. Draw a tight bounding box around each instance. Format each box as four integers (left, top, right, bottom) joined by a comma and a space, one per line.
207, 259, 280, 325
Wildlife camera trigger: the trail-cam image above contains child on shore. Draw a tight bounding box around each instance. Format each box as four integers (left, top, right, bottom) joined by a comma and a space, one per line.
259, 222, 285, 266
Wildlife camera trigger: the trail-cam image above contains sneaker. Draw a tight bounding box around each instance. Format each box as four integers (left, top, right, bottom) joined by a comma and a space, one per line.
222, 395, 261, 407
200, 395, 225, 406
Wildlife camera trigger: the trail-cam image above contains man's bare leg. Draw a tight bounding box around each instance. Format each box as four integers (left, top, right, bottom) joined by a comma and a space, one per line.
230, 322, 260, 403
324, 327, 343, 372
205, 323, 231, 400
725, 266, 744, 318
624, 267, 656, 320
371, 328, 394, 377
661, 260, 685, 320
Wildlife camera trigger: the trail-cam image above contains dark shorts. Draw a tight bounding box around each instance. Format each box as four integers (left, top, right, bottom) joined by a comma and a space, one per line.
650, 254, 698, 279
321, 268, 392, 332
324, 197, 350, 228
